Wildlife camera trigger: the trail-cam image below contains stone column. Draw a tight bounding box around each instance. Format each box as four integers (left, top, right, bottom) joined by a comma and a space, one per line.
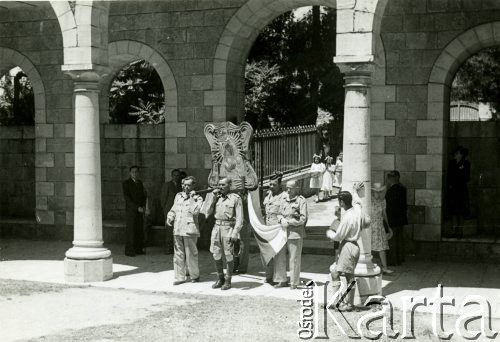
338, 62, 382, 304
64, 70, 112, 282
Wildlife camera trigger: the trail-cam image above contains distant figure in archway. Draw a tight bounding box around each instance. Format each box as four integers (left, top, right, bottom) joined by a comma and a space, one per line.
446, 146, 471, 239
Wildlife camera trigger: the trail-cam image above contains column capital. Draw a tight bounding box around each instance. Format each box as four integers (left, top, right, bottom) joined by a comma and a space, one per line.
64, 66, 110, 84
336, 61, 375, 79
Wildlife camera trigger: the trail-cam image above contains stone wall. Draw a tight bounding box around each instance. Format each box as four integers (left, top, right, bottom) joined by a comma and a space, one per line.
377, 0, 500, 241
107, 1, 244, 189
101, 124, 165, 223
0, 126, 35, 218
0, 6, 73, 231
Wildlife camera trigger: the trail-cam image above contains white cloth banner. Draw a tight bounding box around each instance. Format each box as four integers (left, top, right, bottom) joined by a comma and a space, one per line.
247, 190, 287, 254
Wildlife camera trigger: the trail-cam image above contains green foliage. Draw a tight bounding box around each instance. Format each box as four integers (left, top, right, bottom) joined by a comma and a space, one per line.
0, 70, 35, 126
109, 60, 165, 124
245, 7, 344, 129
129, 99, 165, 124
245, 61, 283, 128
452, 48, 500, 112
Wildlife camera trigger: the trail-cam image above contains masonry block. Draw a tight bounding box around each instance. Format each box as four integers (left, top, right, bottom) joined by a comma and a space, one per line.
406, 137, 427, 154
415, 189, 441, 207
165, 153, 186, 169
395, 154, 415, 171
36, 209, 54, 225
371, 120, 395, 137
371, 137, 384, 154
372, 85, 396, 103
35, 153, 55, 167
371, 154, 395, 171
416, 155, 442, 172
165, 122, 186, 138
417, 120, 444, 136
64, 257, 113, 283
36, 124, 54, 138
385, 137, 406, 154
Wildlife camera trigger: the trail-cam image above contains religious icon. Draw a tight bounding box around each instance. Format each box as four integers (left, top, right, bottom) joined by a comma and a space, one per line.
204, 121, 258, 191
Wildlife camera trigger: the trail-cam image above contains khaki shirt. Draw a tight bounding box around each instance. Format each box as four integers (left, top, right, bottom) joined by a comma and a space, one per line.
209, 193, 243, 239
280, 194, 307, 239
167, 192, 203, 237
263, 190, 286, 225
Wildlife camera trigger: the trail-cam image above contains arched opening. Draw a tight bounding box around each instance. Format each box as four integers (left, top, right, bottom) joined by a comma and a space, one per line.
0, 66, 36, 219
102, 59, 166, 228
446, 47, 500, 240
109, 59, 165, 124
242, 5, 344, 184
0, 67, 35, 126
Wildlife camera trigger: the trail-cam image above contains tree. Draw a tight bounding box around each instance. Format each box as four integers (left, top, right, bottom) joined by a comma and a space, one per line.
0, 70, 34, 126
109, 60, 165, 124
244, 61, 282, 128
245, 6, 344, 128
452, 47, 500, 114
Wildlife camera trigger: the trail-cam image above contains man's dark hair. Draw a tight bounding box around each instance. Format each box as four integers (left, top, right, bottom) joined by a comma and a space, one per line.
270, 170, 283, 183
171, 169, 180, 176
130, 165, 139, 171
388, 170, 400, 180
338, 191, 353, 207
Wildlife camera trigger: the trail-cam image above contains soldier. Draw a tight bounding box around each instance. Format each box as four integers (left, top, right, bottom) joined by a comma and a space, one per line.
261, 171, 287, 285
166, 176, 203, 285
161, 169, 182, 254
207, 177, 244, 290
275, 180, 308, 289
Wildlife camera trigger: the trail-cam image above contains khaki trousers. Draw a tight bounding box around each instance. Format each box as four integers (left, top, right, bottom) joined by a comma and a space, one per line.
174, 235, 199, 281
274, 238, 303, 285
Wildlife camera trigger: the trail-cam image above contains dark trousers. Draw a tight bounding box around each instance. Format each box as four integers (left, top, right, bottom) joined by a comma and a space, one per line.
165, 223, 174, 254
388, 225, 405, 266
125, 211, 144, 255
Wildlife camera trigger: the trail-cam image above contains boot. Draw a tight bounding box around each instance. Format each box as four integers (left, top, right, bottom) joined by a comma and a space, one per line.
222, 260, 234, 290
232, 256, 240, 274
212, 259, 225, 289
222, 276, 232, 290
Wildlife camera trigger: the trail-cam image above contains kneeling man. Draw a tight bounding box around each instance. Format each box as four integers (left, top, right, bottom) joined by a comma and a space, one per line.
166, 176, 203, 285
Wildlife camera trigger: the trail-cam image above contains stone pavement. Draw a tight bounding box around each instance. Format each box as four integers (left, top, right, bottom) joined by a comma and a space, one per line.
1, 239, 500, 319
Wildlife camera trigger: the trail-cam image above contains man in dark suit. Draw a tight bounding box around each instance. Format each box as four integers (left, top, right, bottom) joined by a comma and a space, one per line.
123, 165, 147, 257
161, 169, 182, 254
385, 170, 408, 266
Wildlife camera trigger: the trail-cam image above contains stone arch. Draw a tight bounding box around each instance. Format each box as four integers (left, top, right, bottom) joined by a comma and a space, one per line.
206, 0, 337, 122
418, 23, 500, 240
104, 40, 180, 181
427, 23, 500, 124
0, 47, 48, 223
371, 0, 389, 54
50, 1, 109, 68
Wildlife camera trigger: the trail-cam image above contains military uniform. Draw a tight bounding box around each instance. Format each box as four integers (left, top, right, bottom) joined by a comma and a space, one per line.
275, 193, 307, 287
263, 190, 287, 282
167, 192, 203, 282
208, 192, 243, 289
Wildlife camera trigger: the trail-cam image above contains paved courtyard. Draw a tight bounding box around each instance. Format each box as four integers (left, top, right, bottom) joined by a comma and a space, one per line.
2, 239, 500, 310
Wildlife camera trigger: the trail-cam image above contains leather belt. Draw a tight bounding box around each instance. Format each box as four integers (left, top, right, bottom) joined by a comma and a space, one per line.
215, 219, 235, 226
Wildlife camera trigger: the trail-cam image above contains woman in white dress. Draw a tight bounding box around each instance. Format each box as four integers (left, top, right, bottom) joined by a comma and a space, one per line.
309, 154, 325, 203
321, 156, 335, 199
370, 182, 393, 275
333, 152, 343, 188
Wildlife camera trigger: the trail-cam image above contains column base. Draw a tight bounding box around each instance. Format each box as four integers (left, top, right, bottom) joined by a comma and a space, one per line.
354, 263, 382, 306
64, 257, 113, 283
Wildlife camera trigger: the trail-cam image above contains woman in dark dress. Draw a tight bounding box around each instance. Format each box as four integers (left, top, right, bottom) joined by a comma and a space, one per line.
447, 146, 470, 239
